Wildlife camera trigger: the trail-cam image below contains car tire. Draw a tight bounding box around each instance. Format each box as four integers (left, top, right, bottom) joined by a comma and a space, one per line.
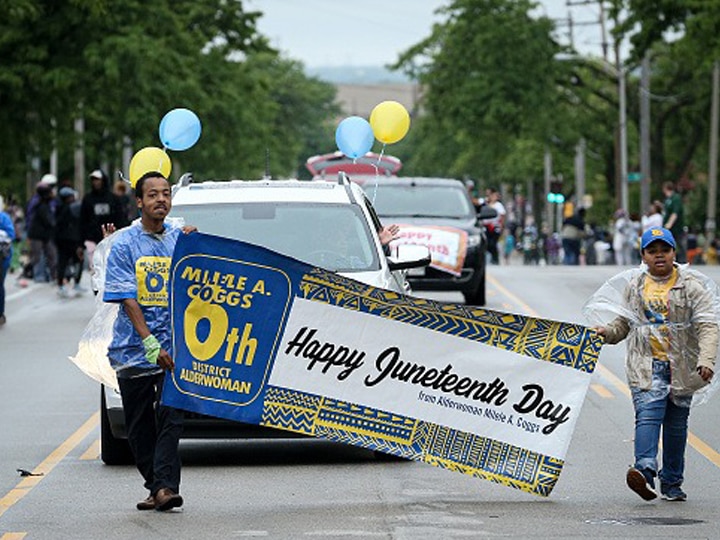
100, 387, 134, 466
463, 271, 486, 306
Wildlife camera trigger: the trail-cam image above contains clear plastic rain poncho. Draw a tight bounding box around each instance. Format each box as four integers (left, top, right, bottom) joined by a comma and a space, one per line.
69, 217, 185, 389
583, 264, 720, 407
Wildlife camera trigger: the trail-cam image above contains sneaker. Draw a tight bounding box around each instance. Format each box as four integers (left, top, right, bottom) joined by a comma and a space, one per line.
661, 484, 687, 501
626, 467, 657, 501
73, 283, 88, 295
57, 286, 70, 299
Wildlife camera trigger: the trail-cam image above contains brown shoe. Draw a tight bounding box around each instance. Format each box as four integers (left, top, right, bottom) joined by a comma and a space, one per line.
154, 488, 183, 511
136, 495, 155, 511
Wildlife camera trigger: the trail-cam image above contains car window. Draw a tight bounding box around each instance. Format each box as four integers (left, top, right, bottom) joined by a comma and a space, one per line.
171, 202, 380, 272
367, 184, 473, 218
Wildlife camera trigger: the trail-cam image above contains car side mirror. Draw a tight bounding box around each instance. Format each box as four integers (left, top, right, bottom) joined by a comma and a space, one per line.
387, 244, 431, 271
477, 205, 497, 220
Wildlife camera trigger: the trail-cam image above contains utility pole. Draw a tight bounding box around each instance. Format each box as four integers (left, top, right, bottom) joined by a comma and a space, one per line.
706, 61, 719, 251
599, 1, 608, 62
640, 51, 652, 215
616, 39, 629, 215
566, 0, 627, 213
74, 104, 85, 196
544, 147, 553, 231
575, 138, 586, 206
50, 118, 58, 179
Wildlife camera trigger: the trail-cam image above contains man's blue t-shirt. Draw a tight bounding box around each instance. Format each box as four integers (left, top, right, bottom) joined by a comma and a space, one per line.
104, 223, 181, 375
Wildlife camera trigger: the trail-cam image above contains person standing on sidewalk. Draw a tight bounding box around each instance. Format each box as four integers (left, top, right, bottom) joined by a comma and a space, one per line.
27, 183, 57, 283
586, 227, 718, 502
81, 169, 128, 274
483, 187, 506, 265
55, 187, 85, 298
662, 181, 685, 263
103, 171, 196, 511
0, 195, 15, 326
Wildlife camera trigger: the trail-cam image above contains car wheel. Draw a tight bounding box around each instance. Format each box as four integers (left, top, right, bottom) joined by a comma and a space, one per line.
100, 387, 134, 466
463, 271, 486, 306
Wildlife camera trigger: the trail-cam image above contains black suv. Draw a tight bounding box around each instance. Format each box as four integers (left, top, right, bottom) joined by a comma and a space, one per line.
362, 177, 496, 305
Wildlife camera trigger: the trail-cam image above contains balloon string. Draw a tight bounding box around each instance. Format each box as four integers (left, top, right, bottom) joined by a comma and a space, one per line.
371, 144, 386, 205
117, 170, 131, 186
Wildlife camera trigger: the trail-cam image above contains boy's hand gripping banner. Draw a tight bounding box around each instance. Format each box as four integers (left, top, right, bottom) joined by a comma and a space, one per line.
164, 233, 602, 497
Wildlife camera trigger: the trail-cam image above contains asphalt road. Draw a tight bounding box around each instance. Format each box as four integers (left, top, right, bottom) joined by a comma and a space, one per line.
1, 264, 720, 539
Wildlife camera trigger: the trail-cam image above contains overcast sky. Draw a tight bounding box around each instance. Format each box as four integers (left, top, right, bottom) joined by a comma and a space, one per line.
250, 0, 610, 68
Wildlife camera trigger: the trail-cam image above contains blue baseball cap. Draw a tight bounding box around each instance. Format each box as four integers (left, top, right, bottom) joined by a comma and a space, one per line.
641, 227, 676, 250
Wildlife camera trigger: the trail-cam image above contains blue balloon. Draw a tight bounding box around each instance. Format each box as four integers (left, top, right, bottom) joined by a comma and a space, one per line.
335, 116, 374, 159
159, 108, 202, 151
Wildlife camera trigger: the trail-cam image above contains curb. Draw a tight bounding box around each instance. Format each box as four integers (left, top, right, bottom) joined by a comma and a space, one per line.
6, 278, 42, 301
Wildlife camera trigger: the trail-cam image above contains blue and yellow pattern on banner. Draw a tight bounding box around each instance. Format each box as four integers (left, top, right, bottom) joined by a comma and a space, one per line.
165, 233, 602, 497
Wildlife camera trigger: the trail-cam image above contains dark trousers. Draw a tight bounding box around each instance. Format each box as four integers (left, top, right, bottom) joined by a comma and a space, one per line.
28, 238, 57, 282
56, 239, 83, 287
118, 373, 184, 495
562, 238, 581, 265
487, 230, 501, 264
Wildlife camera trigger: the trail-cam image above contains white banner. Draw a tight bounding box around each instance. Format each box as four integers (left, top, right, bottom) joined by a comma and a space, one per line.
392, 226, 467, 276
270, 298, 591, 460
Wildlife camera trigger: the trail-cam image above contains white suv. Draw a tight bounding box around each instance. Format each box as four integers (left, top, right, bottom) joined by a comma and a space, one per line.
100, 174, 429, 464
169, 175, 426, 290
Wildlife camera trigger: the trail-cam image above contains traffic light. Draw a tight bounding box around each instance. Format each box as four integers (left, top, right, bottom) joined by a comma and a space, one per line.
547, 180, 564, 204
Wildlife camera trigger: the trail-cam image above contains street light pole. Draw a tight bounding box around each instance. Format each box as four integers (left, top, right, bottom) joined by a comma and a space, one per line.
706, 60, 719, 251
618, 65, 629, 215
556, 52, 628, 214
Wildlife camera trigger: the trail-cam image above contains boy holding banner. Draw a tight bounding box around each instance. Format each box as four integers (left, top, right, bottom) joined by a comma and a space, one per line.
588, 227, 718, 502
104, 172, 196, 512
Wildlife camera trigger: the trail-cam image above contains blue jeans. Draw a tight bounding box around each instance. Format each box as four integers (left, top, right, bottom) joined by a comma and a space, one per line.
631, 360, 691, 487
0, 260, 8, 316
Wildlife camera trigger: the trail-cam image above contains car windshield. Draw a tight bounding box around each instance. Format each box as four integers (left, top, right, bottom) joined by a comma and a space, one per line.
170, 202, 380, 272
367, 183, 474, 218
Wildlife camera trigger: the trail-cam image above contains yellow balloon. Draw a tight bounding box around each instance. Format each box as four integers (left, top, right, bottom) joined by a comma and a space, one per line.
129, 147, 172, 188
370, 101, 410, 144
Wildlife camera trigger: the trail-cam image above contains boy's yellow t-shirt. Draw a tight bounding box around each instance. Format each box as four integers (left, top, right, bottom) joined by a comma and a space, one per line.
642, 267, 678, 361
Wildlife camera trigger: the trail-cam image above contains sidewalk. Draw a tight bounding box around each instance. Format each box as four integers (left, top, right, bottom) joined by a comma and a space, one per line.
6, 273, 42, 302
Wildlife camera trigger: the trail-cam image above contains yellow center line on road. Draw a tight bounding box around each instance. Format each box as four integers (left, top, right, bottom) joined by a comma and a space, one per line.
1, 533, 27, 539
80, 439, 100, 461
487, 273, 720, 468
590, 384, 614, 399
0, 413, 99, 520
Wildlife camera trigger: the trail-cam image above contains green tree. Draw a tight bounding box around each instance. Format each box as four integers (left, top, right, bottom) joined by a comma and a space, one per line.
0, 0, 339, 201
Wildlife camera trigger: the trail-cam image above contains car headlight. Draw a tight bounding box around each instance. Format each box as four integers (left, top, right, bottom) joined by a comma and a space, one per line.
467, 233, 482, 248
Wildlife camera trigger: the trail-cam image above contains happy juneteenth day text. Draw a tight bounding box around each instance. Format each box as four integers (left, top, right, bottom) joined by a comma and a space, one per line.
284, 327, 571, 435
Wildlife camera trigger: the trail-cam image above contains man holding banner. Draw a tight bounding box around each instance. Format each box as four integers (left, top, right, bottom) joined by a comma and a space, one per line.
163, 226, 603, 497
103, 171, 196, 512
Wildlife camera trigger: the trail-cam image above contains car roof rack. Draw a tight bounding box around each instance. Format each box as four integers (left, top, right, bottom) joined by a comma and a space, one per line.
171, 172, 193, 198
177, 172, 193, 187
337, 171, 358, 205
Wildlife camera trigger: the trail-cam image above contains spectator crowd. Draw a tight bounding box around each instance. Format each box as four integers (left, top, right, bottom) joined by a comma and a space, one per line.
481, 180, 716, 267
0, 170, 133, 325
